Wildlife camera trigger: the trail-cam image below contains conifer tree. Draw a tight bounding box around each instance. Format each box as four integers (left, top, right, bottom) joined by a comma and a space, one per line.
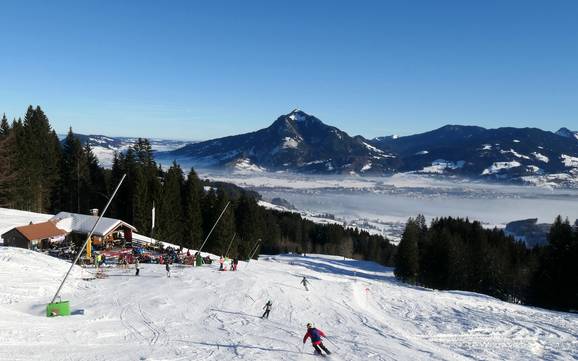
0, 128, 17, 206
235, 193, 264, 257
157, 162, 184, 245
394, 217, 420, 284
0, 114, 8, 137
60, 128, 90, 213
183, 168, 203, 250
84, 143, 107, 211
17, 106, 61, 212
208, 189, 235, 255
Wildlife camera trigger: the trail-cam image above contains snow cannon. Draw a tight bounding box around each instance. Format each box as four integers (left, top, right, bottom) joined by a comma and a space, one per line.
46, 298, 71, 317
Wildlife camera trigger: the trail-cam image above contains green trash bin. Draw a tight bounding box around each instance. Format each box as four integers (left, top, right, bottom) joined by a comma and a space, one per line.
47, 300, 71, 317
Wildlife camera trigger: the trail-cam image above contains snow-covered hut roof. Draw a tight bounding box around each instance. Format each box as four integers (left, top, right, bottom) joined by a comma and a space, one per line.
11, 221, 68, 241
50, 212, 137, 237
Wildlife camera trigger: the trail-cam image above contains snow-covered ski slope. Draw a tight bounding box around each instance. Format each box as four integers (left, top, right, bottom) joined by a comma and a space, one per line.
0, 248, 577, 361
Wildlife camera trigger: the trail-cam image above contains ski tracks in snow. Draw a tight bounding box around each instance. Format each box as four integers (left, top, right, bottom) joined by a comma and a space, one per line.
115, 296, 169, 347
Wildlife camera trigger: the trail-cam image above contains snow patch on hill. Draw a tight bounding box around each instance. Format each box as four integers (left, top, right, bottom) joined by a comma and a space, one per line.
501, 149, 530, 160
233, 158, 266, 173
282, 137, 300, 149
482, 161, 522, 175
421, 160, 465, 174
362, 141, 384, 154
561, 154, 578, 168
360, 162, 372, 172
531, 152, 549, 163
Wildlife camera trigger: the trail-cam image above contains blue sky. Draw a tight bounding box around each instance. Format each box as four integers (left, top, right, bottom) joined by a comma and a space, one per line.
1, 0, 577, 140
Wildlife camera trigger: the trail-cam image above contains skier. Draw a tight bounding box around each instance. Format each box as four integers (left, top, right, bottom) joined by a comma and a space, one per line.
233, 257, 239, 271
301, 277, 310, 291
219, 256, 225, 271
261, 300, 272, 319
135, 258, 140, 276
303, 323, 331, 356
165, 261, 171, 278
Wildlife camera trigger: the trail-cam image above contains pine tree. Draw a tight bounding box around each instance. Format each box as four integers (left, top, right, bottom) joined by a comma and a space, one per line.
207, 189, 235, 256
60, 128, 90, 213
84, 143, 107, 211
533, 216, 577, 310
0, 129, 17, 206
183, 168, 203, 250
157, 162, 184, 245
132, 166, 149, 232
235, 193, 264, 258
394, 217, 420, 284
17, 106, 61, 212
0, 114, 9, 137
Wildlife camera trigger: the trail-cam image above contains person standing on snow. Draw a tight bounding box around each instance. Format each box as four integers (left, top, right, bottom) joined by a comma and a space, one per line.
301, 277, 310, 291
219, 256, 225, 271
261, 300, 272, 319
165, 261, 171, 278
135, 258, 140, 276
303, 323, 331, 356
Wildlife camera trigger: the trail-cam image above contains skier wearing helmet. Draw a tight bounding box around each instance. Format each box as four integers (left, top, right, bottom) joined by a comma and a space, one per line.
303, 323, 331, 355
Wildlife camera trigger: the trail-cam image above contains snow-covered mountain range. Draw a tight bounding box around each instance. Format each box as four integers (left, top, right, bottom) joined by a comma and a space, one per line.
371, 124, 578, 187
156, 110, 578, 187
58, 134, 194, 168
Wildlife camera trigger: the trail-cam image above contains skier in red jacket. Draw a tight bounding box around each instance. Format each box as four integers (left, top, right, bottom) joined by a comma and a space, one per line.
303, 323, 331, 355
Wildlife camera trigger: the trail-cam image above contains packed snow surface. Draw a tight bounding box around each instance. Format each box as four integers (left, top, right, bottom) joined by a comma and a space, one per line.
0, 248, 576, 361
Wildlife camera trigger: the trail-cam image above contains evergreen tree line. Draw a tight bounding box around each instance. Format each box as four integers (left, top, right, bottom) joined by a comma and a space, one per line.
395, 215, 578, 311
0, 106, 61, 211
0, 106, 396, 264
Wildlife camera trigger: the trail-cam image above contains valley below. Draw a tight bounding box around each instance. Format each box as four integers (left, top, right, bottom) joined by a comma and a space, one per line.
197, 171, 578, 242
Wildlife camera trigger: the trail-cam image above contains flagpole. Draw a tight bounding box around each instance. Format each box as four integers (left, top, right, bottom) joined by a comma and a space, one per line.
150, 201, 155, 245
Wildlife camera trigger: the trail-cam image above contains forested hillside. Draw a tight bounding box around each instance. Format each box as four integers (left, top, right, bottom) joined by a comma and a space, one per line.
395, 215, 578, 311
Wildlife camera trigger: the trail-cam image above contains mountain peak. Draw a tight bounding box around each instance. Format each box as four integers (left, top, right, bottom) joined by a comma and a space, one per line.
556, 127, 578, 140
287, 109, 309, 122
